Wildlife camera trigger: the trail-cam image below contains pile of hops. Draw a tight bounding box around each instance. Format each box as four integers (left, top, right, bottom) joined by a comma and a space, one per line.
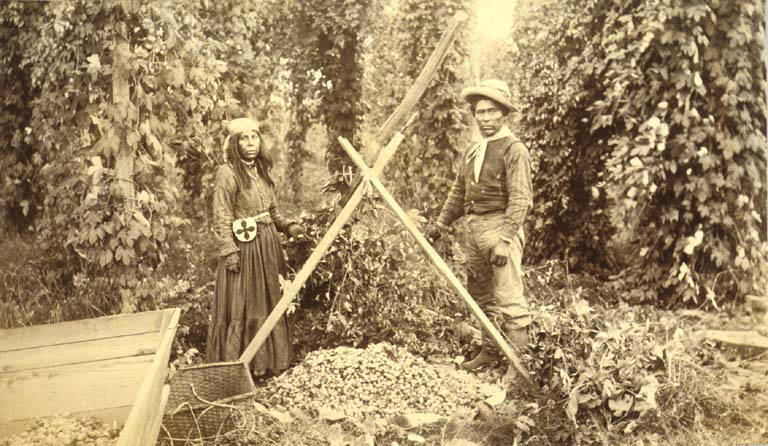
263, 342, 486, 419
0, 415, 119, 446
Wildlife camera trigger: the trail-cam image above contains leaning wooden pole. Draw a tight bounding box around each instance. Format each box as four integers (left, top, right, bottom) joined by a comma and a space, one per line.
364, 11, 467, 163
238, 131, 407, 365
467, 0, 482, 142
338, 136, 533, 386
338, 11, 467, 209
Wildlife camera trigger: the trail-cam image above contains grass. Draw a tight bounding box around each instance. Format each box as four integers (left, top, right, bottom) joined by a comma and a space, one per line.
0, 234, 61, 328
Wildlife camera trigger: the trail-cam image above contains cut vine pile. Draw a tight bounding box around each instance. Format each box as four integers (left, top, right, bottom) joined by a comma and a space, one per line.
260, 342, 492, 419
0, 415, 120, 446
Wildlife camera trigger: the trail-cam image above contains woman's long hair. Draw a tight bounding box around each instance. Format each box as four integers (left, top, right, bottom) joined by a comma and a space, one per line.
226, 132, 275, 189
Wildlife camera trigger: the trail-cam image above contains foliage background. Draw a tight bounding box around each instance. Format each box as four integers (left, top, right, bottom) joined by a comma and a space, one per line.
1, 0, 767, 443
1, 0, 766, 352
496, 0, 767, 305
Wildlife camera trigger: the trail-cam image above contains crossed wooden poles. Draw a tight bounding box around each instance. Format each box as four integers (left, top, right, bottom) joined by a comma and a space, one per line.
238, 12, 532, 386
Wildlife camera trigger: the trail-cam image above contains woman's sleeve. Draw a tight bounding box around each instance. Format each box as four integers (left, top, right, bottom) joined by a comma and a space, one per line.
269, 201, 294, 234
212, 166, 240, 258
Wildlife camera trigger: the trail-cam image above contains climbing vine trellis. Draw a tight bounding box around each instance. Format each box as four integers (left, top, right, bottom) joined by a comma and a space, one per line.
503, 0, 767, 303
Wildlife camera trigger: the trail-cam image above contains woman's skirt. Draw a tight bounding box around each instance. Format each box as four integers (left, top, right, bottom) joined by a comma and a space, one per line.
206, 223, 293, 375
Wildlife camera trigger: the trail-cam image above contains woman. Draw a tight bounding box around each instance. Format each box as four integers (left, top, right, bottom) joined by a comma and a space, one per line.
206, 117, 304, 376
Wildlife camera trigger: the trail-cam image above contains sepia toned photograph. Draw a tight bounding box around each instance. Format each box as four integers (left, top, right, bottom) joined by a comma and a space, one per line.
1, 0, 767, 445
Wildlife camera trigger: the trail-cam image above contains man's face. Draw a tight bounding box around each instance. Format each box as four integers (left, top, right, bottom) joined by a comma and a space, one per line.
238, 130, 261, 161
474, 99, 505, 137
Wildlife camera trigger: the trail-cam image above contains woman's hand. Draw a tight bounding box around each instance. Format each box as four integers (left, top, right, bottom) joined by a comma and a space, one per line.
287, 223, 306, 239
225, 252, 240, 272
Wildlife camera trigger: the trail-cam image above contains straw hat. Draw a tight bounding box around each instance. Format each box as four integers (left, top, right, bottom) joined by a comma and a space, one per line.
460, 79, 515, 114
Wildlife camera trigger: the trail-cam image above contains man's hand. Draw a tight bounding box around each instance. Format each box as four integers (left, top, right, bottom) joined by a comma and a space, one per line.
425, 221, 448, 242
287, 223, 306, 239
490, 241, 509, 267
225, 252, 240, 272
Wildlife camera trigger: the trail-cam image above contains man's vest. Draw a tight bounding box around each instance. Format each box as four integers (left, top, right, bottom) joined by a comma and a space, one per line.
462, 135, 525, 216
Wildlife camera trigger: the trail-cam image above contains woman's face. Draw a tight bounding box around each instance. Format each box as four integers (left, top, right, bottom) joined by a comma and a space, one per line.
238, 130, 261, 161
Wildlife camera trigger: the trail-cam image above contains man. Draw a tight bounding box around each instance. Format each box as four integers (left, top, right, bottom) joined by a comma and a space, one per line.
427, 79, 533, 372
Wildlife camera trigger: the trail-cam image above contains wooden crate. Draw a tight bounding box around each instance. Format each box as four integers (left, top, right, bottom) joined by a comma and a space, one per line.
0, 308, 180, 445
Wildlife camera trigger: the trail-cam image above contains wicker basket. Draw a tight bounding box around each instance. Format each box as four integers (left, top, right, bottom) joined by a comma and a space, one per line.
160, 361, 256, 443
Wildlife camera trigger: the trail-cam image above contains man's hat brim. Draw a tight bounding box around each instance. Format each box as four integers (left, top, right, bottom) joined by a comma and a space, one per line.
460, 86, 516, 113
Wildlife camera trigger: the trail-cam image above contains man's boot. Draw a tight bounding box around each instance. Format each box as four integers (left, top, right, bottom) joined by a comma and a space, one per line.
502, 327, 531, 392
461, 349, 498, 371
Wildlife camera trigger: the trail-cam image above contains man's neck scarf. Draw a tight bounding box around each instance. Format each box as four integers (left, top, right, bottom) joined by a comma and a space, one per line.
465, 125, 513, 182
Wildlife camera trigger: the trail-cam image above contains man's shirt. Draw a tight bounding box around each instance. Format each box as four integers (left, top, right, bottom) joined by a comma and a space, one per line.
438, 134, 533, 240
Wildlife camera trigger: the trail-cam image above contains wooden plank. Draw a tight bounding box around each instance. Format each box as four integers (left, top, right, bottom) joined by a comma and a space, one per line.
705, 330, 768, 350
338, 137, 533, 386
745, 360, 768, 374
0, 331, 160, 373
338, 11, 467, 209
747, 294, 768, 313
118, 308, 180, 446
727, 370, 768, 392
0, 355, 153, 423
239, 132, 407, 365
0, 310, 165, 352
146, 384, 170, 446
0, 405, 132, 438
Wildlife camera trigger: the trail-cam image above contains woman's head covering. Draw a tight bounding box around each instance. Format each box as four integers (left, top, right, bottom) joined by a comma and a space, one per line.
227, 117, 260, 135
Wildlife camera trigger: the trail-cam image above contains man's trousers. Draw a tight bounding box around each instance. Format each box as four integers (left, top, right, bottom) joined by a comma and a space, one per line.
465, 212, 531, 354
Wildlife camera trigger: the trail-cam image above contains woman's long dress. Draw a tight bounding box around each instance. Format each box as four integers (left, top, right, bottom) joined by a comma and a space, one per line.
206, 164, 294, 375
